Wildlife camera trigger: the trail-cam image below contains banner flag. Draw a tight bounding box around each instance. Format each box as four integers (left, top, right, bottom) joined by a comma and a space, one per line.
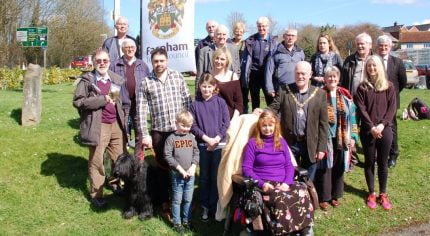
141, 0, 195, 72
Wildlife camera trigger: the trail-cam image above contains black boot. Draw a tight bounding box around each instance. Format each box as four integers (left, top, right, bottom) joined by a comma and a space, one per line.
388, 154, 398, 168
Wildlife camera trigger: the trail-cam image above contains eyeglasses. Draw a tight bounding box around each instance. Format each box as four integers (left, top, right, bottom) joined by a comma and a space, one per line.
123, 46, 136, 50
95, 59, 110, 64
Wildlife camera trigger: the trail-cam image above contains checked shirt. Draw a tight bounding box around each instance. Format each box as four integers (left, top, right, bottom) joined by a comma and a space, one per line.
137, 69, 192, 137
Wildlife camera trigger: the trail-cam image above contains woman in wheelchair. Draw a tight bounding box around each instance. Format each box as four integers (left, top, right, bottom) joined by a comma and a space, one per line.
241, 110, 314, 235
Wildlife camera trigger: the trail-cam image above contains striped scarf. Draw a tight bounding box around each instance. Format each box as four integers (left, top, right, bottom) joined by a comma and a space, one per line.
325, 87, 351, 150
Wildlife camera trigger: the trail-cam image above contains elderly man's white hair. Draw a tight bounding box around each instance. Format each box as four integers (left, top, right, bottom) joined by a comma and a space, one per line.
215, 24, 229, 34
283, 28, 298, 35
121, 38, 136, 48
295, 61, 312, 72
355, 32, 372, 44
256, 16, 270, 26
115, 16, 128, 25
376, 35, 392, 46
206, 20, 218, 27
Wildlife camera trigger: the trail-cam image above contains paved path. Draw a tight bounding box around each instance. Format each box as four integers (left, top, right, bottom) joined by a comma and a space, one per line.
381, 221, 430, 235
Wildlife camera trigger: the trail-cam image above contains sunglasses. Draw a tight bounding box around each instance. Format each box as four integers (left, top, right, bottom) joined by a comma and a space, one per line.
95, 59, 110, 64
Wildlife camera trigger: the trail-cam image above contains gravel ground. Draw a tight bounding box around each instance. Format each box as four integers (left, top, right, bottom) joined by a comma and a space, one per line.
381, 221, 430, 236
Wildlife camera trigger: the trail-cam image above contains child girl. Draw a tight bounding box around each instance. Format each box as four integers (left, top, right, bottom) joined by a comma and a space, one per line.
190, 73, 230, 221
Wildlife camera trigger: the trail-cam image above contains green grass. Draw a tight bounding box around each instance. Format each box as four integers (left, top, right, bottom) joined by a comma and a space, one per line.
0, 83, 429, 235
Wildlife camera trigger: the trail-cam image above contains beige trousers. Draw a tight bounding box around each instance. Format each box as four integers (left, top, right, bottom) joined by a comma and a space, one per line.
88, 121, 124, 199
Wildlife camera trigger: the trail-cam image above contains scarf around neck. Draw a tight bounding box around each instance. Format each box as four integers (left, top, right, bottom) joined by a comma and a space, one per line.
315, 52, 335, 76
324, 86, 351, 150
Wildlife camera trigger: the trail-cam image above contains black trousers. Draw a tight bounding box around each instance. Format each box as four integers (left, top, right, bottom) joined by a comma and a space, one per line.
389, 117, 399, 159
243, 70, 273, 112
360, 127, 393, 194
316, 138, 345, 202
151, 130, 174, 205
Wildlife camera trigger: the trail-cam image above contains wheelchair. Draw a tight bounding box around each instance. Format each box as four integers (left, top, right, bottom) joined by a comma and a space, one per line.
223, 169, 316, 236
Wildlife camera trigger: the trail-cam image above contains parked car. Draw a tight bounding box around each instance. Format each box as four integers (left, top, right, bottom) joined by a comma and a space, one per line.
416, 64, 430, 77
403, 60, 419, 88
70, 56, 92, 69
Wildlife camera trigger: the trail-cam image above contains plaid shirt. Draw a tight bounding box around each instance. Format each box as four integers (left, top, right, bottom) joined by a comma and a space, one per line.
137, 68, 192, 137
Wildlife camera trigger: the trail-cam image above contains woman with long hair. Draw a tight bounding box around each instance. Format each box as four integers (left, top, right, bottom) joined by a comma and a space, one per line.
211, 47, 243, 119
242, 110, 313, 234
310, 33, 343, 87
355, 55, 397, 210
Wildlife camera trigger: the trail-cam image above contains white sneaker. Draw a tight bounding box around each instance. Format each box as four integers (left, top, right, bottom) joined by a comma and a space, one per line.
201, 207, 209, 222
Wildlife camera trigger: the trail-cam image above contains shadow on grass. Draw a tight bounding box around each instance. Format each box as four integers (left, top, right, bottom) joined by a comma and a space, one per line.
73, 134, 86, 147
41, 152, 89, 196
41, 152, 128, 214
68, 118, 80, 129
10, 108, 21, 125
344, 182, 368, 199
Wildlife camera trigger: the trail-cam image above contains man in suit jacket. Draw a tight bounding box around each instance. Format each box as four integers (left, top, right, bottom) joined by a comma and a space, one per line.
257, 61, 328, 180
196, 25, 240, 80
377, 35, 407, 168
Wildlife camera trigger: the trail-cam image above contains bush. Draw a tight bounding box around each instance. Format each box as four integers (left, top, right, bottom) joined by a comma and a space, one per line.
0, 67, 82, 89
0, 67, 25, 90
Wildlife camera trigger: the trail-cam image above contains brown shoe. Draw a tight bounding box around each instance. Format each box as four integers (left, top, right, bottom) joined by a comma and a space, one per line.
319, 202, 329, 211
331, 199, 340, 208
161, 202, 172, 222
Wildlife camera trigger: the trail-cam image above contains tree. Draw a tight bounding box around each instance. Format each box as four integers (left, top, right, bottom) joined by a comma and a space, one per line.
226, 11, 247, 37
333, 23, 383, 58
296, 24, 321, 60
267, 15, 279, 36
0, 0, 110, 68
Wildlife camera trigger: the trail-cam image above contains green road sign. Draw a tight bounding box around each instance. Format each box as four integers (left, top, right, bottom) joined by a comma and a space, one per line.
16, 27, 48, 47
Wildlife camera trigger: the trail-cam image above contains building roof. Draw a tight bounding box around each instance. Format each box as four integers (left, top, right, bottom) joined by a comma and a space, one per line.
414, 23, 430, 31
400, 32, 430, 43
382, 23, 430, 33
382, 24, 403, 33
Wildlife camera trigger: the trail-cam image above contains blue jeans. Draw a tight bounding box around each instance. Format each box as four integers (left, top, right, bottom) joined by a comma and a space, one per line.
171, 171, 195, 225
198, 146, 222, 213
290, 141, 317, 181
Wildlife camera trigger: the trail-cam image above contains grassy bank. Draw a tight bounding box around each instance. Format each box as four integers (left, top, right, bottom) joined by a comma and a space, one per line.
0, 82, 429, 235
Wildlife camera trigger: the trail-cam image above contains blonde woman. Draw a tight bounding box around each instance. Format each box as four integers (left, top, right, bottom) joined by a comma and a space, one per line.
354, 55, 396, 211
231, 22, 246, 60
211, 48, 243, 119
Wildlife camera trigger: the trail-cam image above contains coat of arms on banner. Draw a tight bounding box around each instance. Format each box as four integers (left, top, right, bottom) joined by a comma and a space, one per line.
147, 0, 186, 39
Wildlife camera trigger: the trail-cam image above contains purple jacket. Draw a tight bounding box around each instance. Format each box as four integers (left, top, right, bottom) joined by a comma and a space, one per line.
109, 57, 149, 111
190, 94, 230, 143
242, 136, 294, 188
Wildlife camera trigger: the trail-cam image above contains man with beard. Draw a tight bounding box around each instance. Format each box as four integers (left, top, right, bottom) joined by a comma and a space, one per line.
136, 48, 192, 220
73, 50, 126, 208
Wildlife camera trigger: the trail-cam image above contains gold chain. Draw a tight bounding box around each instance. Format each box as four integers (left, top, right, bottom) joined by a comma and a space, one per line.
285, 85, 319, 109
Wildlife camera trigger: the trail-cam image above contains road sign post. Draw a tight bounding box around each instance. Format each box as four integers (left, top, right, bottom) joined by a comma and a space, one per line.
16, 27, 49, 67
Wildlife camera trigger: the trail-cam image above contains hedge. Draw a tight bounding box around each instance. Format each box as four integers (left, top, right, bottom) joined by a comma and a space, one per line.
0, 67, 82, 90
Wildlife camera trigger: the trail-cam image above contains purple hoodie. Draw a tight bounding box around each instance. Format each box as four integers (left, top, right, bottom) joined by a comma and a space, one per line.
190, 94, 230, 144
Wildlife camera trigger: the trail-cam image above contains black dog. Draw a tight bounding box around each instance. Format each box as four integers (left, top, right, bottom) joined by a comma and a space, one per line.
113, 153, 153, 220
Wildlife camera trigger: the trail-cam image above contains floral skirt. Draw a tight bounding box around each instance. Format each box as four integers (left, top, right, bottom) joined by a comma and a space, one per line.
264, 182, 314, 235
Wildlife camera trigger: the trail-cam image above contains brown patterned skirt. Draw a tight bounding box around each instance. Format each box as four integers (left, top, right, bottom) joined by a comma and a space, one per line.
264, 182, 314, 235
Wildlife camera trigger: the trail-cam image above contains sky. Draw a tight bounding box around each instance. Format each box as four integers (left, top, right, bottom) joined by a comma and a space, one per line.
103, 0, 430, 39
